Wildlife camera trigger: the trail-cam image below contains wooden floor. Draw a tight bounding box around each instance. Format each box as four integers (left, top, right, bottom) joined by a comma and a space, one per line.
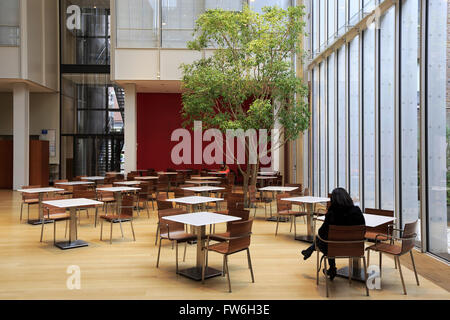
0, 190, 448, 300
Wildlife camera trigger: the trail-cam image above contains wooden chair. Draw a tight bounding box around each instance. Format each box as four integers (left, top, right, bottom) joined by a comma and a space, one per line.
19, 185, 41, 222
156, 175, 170, 197
99, 195, 136, 244
155, 195, 174, 245
202, 219, 255, 292
217, 192, 245, 214
249, 185, 272, 218
54, 179, 72, 197
364, 208, 394, 242
175, 173, 185, 187
156, 208, 196, 273
72, 189, 98, 226
40, 196, 71, 244
135, 181, 150, 218
365, 220, 419, 295
209, 209, 250, 242
97, 184, 116, 217
275, 193, 307, 236
316, 225, 369, 297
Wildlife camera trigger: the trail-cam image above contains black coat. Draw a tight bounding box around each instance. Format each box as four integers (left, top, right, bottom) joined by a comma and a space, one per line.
318, 205, 365, 241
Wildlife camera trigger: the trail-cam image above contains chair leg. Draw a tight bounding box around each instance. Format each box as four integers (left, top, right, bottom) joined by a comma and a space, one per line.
379, 252, 382, 277
324, 257, 329, 297
290, 217, 293, 232
175, 241, 179, 274
53, 220, 57, 245
275, 216, 280, 236
294, 216, 297, 238
362, 256, 369, 296
316, 251, 320, 285
410, 251, 420, 286
40, 220, 45, 242
119, 220, 124, 238
396, 256, 407, 295
100, 219, 103, 240
183, 241, 187, 262
155, 223, 159, 245
348, 258, 352, 285
247, 248, 255, 283
130, 220, 136, 241
222, 255, 226, 276
20, 203, 23, 221
156, 239, 162, 268
224, 255, 231, 293
110, 222, 113, 244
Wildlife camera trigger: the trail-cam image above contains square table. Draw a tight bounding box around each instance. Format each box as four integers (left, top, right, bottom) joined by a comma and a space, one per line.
81, 176, 105, 186
17, 187, 65, 225
135, 176, 159, 180
190, 176, 219, 180
54, 181, 94, 186
157, 172, 178, 175
258, 186, 299, 221
113, 181, 142, 186
316, 213, 396, 281
42, 198, 103, 249
182, 186, 225, 197
185, 180, 221, 186
166, 196, 223, 212
162, 211, 241, 281
281, 196, 330, 243
258, 172, 277, 176
96, 187, 141, 213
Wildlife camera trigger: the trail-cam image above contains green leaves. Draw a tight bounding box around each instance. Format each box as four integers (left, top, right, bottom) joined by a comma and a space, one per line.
181, 4, 310, 142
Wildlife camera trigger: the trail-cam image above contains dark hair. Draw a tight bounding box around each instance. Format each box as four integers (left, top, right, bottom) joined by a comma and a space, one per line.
330, 188, 354, 208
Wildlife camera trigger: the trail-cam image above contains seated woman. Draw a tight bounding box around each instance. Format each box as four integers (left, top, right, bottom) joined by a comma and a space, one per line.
301, 188, 365, 280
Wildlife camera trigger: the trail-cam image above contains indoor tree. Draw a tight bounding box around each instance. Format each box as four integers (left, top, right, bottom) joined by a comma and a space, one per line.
181, 4, 310, 201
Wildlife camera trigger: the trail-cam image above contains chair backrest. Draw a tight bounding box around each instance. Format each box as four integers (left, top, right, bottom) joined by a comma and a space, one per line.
179, 184, 195, 188
228, 219, 254, 253
73, 189, 97, 200
97, 184, 114, 199
42, 195, 66, 216
276, 193, 292, 212
21, 185, 41, 200
158, 175, 169, 183
364, 208, 394, 236
158, 208, 187, 234
285, 183, 303, 196
227, 193, 245, 210
138, 181, 149, 195
303, 187, 310, 196
119, 195, 134, 218
327, 225, 366, 258
157, 199, 173, 210
401, 220, 418, 254
227, 209, 250, 221
174, 187, 194, 197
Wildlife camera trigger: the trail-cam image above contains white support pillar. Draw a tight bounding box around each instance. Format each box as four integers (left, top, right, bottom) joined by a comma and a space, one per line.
123, 84, 137, 173
13, 83, 30, 190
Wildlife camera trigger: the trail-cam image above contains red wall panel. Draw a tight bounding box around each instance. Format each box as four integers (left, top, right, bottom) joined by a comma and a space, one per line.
136, 93, 271, 172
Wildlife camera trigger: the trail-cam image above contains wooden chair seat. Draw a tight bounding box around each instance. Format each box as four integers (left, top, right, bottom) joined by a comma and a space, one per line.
99, 214, 131, 222
160, 231, 196, 242
365, 231, 389, 241
366, 242, 402, 255
24, 199, 39, 204
207, 241, 230, 254
216, 209, 229, 215
278, 209, 304, 216
44, 213, 71, 221
101, 197, 115, 202
209, 232, 230, 242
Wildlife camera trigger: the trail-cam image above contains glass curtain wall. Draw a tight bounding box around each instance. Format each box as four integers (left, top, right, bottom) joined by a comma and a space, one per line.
319, 63, 327, 196
308, 0, 450, 260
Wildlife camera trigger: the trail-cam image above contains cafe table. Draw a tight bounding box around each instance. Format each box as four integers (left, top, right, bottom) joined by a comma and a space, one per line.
316, 213, 396, 281
135, 176, 159, 180
167, 196, 224, 212
182, 186, 224, 197
281, 196, 330, 243
17, 187, 65, 225
162, 211, 241, 281
42, 198, 103, 249
258, 186, 299, 221
157, 172, 178, 175
81, 176, 105, 186
96, 186, 140, 214
258, 171, 277, 176
113, 181, 142, 186
190, 176, 219, 180
185, 180, 221, 186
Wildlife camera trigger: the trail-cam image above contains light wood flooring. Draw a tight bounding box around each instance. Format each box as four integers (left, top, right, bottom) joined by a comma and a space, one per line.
0, 190, 448, 300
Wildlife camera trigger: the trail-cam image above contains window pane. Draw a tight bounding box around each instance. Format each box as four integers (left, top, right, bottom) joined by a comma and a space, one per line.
249, 0, 291, 12
379, 7, 395, 210
337, 46, 347, 188
0, 0, 19, 46
349, 36, 359, 202
427, 0, 449, 260
162, 0, 205, 48
312, 67, 320, 195
337, 0, 346, 36
328, 53, 335, 192
348, 0, 359, 25
320, 62, 326, 196
319, 0, 326, 51
205, 0, 242, 11
363, 25, 376, 209
327, 0, 335, 43
312, 0, 320, 55
116, 0, 159, 48
400, 0, 420, 242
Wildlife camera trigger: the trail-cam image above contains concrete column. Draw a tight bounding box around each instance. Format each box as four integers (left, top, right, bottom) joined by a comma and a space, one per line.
13, 83, 30, 190
123, 84, 137, 173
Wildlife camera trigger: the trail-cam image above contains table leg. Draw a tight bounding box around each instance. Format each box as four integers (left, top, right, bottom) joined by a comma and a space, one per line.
177, 225, 222, 281
55, 207, 88, 250
295, 203, 314, 243
27, 192, 53, 225
336, 259, 366, 282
